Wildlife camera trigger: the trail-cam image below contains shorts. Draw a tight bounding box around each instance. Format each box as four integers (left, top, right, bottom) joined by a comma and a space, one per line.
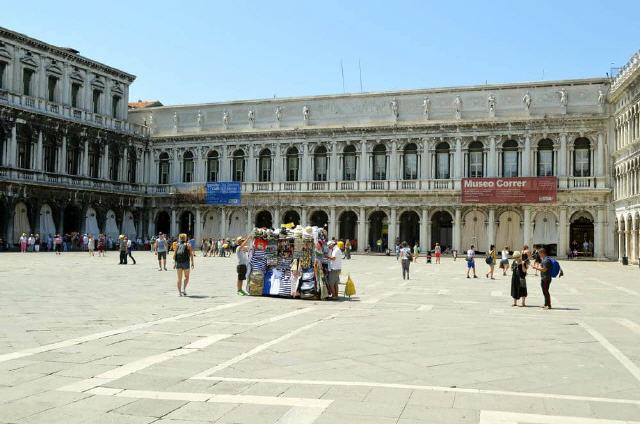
435, 252, 441, 258
328, 269, 341, 289
500, 259, 509, 266
157, 251, 167, 260
176, 261, 190, 270
466, 259, 475, 269
237, 264, 247, 281
55, 244, 62, 253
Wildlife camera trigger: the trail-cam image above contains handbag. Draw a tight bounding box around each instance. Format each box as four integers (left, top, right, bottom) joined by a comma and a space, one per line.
519, 277, 527, 288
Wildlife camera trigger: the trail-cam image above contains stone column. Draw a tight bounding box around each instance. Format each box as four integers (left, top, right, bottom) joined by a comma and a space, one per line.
359, 140, 368, 181
522, 135, 531, 177
220, 207, 227, 238
172, 149, 180, 184
170, 209, 177, 237
523, 206, 531, 247
558, 134, 567, 177
82, 139, 89, 176
420, 208, 428, 248
328, 206, 337, 239
331, 141, 338, 181
488, 136, 496, 177
388, 207, 397, 247
246, 145, 254, 182
558, 208, 568, 259
273, 144, 282, 183
300, 207, 307, 226
632, 216, 638, 264
357, 207, 366, 252
487, 208, 496, 248
221, 146, 229, 181
60, 135, 68, 174
121, 147, 128, 182
453, 208, 461, 251
301, 142, 310, 181
272, 207, 281, 229
422, 139, 430, 180
147, 209, 155, 238
101, 143, 109, 179
246, 208, 253, 233
36, 130, 43, 171
595, 208, 605, 259
194, 208, 202, 243
390, 139, 398, 180
8, 124, 17, 167
454, 138, 462, 179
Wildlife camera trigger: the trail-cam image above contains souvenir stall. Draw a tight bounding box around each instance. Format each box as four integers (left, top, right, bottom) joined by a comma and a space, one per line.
246, 225, 330, 300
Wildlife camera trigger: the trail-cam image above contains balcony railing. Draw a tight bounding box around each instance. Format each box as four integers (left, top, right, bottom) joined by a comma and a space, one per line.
0, 167, 144, 193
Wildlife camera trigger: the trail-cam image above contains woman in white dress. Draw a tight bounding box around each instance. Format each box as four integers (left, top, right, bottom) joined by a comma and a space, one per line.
87, 234, 95, 256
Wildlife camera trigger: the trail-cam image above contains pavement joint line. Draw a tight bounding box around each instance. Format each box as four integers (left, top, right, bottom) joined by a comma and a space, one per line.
362, 292, 395, 304
616, 317, 640, 336
578, 320, 640, 383
416, 304, 433, 311
198, 376, 640, 407
0, 299, 254, 364
615, 286, 640, 296
479, 409, 640, 424
191, 313, 340, 379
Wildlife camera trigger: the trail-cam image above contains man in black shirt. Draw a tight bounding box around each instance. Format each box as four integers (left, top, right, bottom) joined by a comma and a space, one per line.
532, 248, 552, 309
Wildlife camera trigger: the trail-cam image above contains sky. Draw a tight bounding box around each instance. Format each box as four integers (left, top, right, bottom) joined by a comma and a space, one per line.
3, 0, 640, 106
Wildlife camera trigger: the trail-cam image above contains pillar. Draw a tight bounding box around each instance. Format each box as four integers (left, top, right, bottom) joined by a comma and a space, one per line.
147, 209, 155, 237
453, 208, 461, 251
488, 136, 496, 177
272, 207, 281, 230
60, 135, 67, 174
220, 207, 227, 238
522, 136, 531, 177
221, 146, 229, 181
523, 206, 531, 247
558, 208, 568, 259
8, 124, 17, 167
422, 139, 430, 180
246, 146, 254, 182
618, 220, 624, 261
246, 208, 253, 234
558, 134, 567, 177
359, 140, 368, 181
487, 208, 496, 247
82, 139, 89, 176
420, 208, 428, 248
301, 142, 309, 181
390, 139, 398, 180
357, 207, 366, 252
36, 130, 43, 171
331, 141, 338, 181
328, 206, 337, 239
170, 209, 177, 237
625, 219, 631, 261
121, 147, 128, 182
101, 142, 108, 179
194, 208, 202, 243
454, 138, 462, 179
595, 208, 605, 259
273, 144, 282, 183
172, 149, 180, 184
596, 133, 605, 177
388, 207, 397, 246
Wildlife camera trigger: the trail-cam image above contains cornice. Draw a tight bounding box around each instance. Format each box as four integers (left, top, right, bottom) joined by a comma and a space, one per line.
610, 50, 640, 101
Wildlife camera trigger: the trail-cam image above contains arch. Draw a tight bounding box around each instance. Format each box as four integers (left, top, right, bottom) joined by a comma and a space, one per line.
179, 210, 195, 237
158, 152, 170, 185
468, 140, 484, 178
232, 149, 245, 182
338, 210, 357, 246
258, 148, 272, 182
286, 146, 299, 181
533, 210, 558, 250
202, 209, 221, 239
155, 210, 170, 236
435, 142, 450, 179
502, 140, 519, 177
430, 211, 452, 250
282, 210, 300, 226
83, 206, 100, 236
122, 210, 137, 239
38, 204, 56, 237
310, 210, 329, 229
495, 210, 522, 251
66, 134, 82, 175
313, 145, 328, 181
573, 137, 591, 177
206, 150, 219, 182
104, 209, 119, 240
403, 143, 418, 180
255, 210, 273, 229
372, 144, 387, 180
369, 210, 388, 251
16, 124, 34, 169
399, 210, 420, 246
63, 204, 82, 235
13, 201, 31, 242
182, 150, 194, 182
342, 144, 357, 181
227, 209, 247, 237
537, 138, 555, 176
461, 210, 487, 252
569, 210, 594, 256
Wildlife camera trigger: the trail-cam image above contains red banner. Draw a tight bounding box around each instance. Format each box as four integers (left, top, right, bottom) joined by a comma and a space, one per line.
461, 177, 557, 204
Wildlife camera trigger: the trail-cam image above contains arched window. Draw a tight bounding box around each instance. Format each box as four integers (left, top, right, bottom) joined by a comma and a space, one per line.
468, 141, 483, 178
573, 138, 591, 177
435, 142, 450, 179
232, 149, 245, 182
537, 139, 554, 176
373, 144, 387, 180
43, 133, 57, 173
66, 136, 82, 176
207, 150, 219, 182
502, 140, 519, 177
158, 152, 170, 185
286, 147, 299, 182
17, 125, 33, 169
314, 145, 328, 181
128, 149, 136, 183
182, 151, 194, 182
88, 142, 100, 178
403, 143, 418, 180
108, 146, 120, 180
258, 148, 272, 182
343, 145, 357, 181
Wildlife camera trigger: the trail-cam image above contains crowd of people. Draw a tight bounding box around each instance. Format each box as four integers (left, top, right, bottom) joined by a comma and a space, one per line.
8, 232, 151, 253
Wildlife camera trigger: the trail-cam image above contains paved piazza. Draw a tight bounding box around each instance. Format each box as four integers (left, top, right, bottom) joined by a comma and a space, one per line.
0, 253, 640, 423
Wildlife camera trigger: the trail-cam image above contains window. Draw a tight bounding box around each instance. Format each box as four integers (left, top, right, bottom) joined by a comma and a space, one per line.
109, 148, 120, 180
373, 144, 387, 180
403, 143, 418, 180
112, 95, 120, 118
574, 138, 591, 177
502, 140, 519, 177
537, 139, 554, 176
128, 151, 136, 183
158, 152, 170, 184
47, 76, 58, 102
182, 151, 194, 182
89, 143, 100, 178
71, 83, 81, 108
232, 150, 245, 182
0, 62, 6, 89
66, 138, 81, 175
92, 89, 102, 114
343, 145, 357, 181
468, 141, 483, 178
23, 68, 35, 96
435, 142, 450, 179
314, 146, 328, 181
207, 151, 219, 182
258, 149, 272, 182
286, 147, 299, 181
17, 126, 32, 169
43, 134, 57, 173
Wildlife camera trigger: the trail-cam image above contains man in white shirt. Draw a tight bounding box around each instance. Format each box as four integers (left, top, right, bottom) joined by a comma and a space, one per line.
466, 245, 478, 279
500, 247, 510, 276
327, 240, 342, 299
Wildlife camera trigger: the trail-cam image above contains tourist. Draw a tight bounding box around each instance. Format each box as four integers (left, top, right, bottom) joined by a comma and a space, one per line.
126, 236, 137, 265
327, 240, 343, 299
531, 246, 541, 276
54, 234, 62, 255
97, 234, 106, 257
344, 239, 352, 260
399, 241, 412, 280
236, 236, 249, 296
189, 236, 197, 256
434, 242, 441, 264
522, 245, 530, 265
46, 234, 53, 251
466, 245, 478, 278
118, 235, 128, 265
82, 233, 89, 251
485, 244, 497, 279
377, 238, 383, 253
499, 246, 510, 276
88, 234, 95, 256
155, 232, 168, 271
531, 248, 553, 309
395, 241, 400, 261
19, 233, 27, 253
583, 239, 590, 256
34, 234, 40, 252
413, 242, 421, 263
174, 233, 194, 296
510, 250, 528, 307
28, 234, 35, 252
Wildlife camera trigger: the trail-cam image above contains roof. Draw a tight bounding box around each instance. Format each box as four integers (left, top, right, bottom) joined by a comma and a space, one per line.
128, 100, 163, 109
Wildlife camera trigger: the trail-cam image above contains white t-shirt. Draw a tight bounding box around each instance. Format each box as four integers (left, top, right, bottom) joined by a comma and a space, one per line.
400, 247, 412, 260
501, 250, 509, 260
466, 249, 475, 260
329, 246, 342, 271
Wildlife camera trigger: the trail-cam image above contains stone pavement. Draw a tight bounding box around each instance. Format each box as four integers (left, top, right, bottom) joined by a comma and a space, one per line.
1, 251, 640, 423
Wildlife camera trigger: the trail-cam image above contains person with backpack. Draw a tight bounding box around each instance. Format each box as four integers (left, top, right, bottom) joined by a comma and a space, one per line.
155, 233, 168, 271
174, 233, 194, 296
399, 241, 412, 279
531, 247, 553, 309
485, 244, 497, 279
466, 245, 478, 278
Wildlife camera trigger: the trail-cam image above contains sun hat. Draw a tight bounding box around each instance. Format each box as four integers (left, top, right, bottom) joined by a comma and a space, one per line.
512, 250, 522, 258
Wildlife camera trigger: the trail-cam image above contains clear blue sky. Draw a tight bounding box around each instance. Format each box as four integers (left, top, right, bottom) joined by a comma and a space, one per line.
4, 0, 639, 105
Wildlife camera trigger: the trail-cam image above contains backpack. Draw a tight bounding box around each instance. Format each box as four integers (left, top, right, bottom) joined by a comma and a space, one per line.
549, 258, 562, 278
485, 256, 492, 265
175, 242, 189, 262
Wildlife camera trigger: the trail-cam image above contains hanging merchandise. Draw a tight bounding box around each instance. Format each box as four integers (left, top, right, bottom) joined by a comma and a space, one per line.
248, 270, 264, 296
345, 274, 357, 298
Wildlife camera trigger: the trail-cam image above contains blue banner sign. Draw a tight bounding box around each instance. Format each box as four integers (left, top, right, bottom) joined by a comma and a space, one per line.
205, 182, 241, 205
